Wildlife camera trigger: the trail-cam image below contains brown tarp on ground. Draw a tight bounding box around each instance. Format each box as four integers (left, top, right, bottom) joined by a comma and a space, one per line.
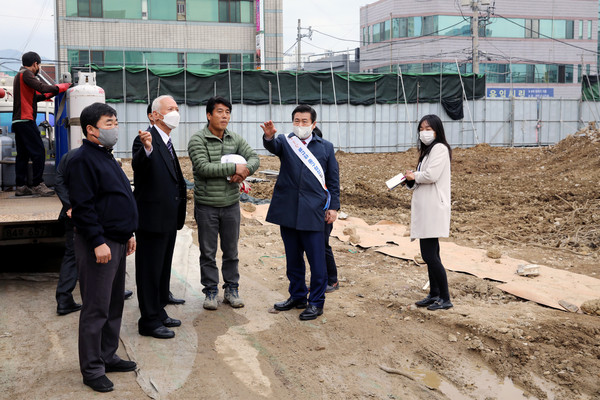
241, 205, 600, 312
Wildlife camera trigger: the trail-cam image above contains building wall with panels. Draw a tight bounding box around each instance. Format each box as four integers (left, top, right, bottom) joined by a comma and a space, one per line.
359, 0, 598, 98
56, 0, 283, 74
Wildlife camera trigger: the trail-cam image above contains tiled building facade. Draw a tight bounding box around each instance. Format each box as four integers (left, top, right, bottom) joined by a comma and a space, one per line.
55, 0, 283, 74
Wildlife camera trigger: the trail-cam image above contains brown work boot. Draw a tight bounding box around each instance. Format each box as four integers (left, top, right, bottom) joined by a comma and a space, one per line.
15, 185, 33, 196
31, 182, 55, 197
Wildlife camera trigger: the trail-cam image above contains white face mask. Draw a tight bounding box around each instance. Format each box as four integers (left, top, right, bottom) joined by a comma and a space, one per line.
419, 129, 436, 146
160, 110, 180, 130
293, 125, 313, 140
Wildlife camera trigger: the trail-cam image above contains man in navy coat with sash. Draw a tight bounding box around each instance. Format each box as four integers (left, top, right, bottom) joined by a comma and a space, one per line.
132, 95, 186, 339
261, 105, 340, 320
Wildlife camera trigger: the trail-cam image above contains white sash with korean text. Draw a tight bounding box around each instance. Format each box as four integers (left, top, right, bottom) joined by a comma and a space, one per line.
285, 135, 331, 210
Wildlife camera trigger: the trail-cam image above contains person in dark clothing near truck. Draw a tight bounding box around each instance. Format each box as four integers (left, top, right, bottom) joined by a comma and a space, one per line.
12, 51, 69, 196
66, 103, 138, 393
54, 149, 133, 316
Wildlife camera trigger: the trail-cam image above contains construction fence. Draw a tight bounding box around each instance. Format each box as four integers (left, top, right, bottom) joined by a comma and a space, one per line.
78, 67, 594, 157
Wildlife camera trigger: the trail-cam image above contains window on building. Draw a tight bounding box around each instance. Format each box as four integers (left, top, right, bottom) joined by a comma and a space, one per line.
484, 63, 509, 84
67, 50, 79, 66
66, 0, 78, 16
219, 53, 242, 69
588, 21, 593, 39
372, 23, 381, 42
382, 20, 391, 41
511, 64, 527, 83
242, 54, 255, 70
422, 62, 441, 73
187, 53, 220, 69
438, 15, 470, 36
240, 0, 253, 23
187, 0, 219, 21
539, 19, 552, 38
579, 20, 584, 39
486, 18, 525, 38
392, 17, 409, 38
409, 16, 422, 37
78, 0, 103, 17
177, 0, 186, 20
103, 0, 142, 18
125, 51, 144, 65
565, 64, 574, 83
143, 52, 179, 67
219, 0, 253, 23
148, 0, 177, 20
525, 19, 539, 38
78, 50, 104, 66
422, 16, 437, 36
553, 21, 567, 39
104, 51, 124, 65
565, 20, 574, 39
442, 62, 459, 73
362, 26, 369, 45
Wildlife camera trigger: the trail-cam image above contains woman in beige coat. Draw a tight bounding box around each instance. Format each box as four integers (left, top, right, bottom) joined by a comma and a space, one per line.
404, 114, 453, 310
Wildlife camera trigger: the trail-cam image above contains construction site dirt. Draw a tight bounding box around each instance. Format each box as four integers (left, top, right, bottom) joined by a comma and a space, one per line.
1, 128, 599, 399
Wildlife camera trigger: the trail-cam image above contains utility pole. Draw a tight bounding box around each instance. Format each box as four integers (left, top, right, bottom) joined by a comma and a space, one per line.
296, 19, 312, 71
297, 19, 302, 71
462, 0, 493, 74
471, 3, 480, 74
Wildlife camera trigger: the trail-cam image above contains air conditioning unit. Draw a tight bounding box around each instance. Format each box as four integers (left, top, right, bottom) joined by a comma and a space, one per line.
461, 0, 471, 6
481, 0, 491, 5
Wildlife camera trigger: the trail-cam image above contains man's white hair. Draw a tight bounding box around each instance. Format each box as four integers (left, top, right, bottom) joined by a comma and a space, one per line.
152, 95, 175, 113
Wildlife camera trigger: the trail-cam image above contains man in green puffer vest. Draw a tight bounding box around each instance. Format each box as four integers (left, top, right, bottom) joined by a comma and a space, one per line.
188, 96, 260, 310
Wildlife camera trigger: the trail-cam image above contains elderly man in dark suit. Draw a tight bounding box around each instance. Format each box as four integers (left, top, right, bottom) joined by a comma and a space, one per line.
260, 105, 340, 321
132, 95, 187, 339
144, 101, 186, 306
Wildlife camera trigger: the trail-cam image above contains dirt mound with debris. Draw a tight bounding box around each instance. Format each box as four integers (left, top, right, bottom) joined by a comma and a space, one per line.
116, 132, 599, 399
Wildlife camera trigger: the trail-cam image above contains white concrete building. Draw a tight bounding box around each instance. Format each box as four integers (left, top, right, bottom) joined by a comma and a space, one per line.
360, 0, 598, 98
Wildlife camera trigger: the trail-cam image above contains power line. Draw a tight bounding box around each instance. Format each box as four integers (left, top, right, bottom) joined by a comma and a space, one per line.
311, 29, 362, 44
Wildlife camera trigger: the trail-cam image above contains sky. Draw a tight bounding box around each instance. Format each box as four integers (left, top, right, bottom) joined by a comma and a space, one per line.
0, 0, 368, 65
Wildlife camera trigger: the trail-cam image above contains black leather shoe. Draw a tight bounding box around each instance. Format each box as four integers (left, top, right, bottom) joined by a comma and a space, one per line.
139, 325, 175, 339
168, 292, 185, 305
124, 290, 133, 300
427, 299, 454, 311
105, 359, 137, 373
163, 317, 181, 327
83, 375, 114, 392
57, 303, 82, 315
274, 297, 307, 311
415, 295, 440, 307
299, 305, 323, 320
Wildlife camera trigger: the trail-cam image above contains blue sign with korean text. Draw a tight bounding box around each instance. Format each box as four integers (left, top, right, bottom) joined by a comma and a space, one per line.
487, 88, 554, 98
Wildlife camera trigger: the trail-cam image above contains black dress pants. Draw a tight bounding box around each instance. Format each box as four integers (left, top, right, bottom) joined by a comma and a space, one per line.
56, 219, 77, 307
135, 230, 176, 331
76, 235, 127, 380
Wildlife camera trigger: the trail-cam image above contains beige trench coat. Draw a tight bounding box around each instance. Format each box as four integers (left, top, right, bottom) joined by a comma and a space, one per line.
409, 142, 451, 240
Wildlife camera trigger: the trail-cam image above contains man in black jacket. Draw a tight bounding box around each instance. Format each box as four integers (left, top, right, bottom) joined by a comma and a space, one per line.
66, 103, 138, 393
132, 95, 186, 339
55, 149, 133, 316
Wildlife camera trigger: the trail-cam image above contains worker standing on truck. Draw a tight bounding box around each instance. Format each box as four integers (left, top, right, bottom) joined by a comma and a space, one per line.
12, 51, 69, 196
